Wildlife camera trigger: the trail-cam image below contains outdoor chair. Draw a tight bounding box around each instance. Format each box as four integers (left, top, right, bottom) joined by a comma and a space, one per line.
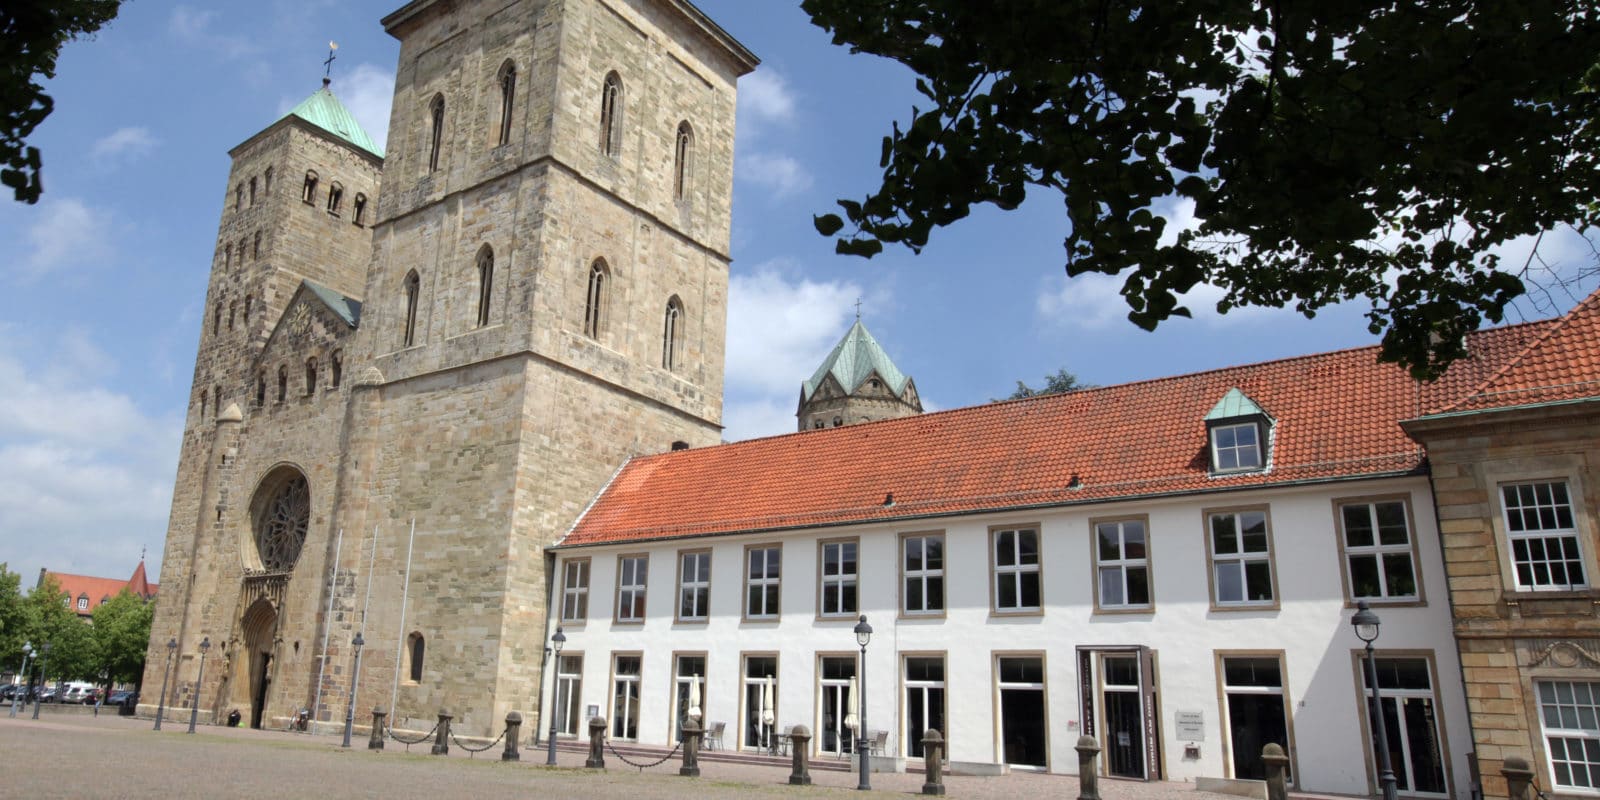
869, 729, 888, 756
705, 720, 726, 751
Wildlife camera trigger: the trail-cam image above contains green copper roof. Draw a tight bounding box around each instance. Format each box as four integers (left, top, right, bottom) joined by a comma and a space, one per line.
802, 320, 912, 402
281, 82, 383, 158
1205, 387, 1266, 421
303, 280, 363, 327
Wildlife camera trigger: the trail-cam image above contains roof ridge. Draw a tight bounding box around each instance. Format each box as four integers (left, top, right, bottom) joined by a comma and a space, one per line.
1434, 291, 1600, 414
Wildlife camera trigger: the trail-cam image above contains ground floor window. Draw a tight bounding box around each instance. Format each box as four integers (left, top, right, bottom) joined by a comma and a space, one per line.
1221, 655, 1291, 782
997, 655, 1047, 769
742, 655, 778, 751
612, 654, 641, 740
818, 655, 857, 755
556, 654, 582, 736
1360, 657, 1446, 796
1101, 654, 1148, 779
904, 655, 945, 759
672, 654, 706, 743
1538, 680, 1600, 790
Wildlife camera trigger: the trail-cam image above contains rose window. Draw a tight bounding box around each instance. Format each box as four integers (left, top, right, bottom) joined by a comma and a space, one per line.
256, 475, 309, 571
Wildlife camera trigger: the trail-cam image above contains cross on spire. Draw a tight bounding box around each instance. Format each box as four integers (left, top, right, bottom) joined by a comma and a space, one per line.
323, 41, 339, 83
854, 297, 862, 320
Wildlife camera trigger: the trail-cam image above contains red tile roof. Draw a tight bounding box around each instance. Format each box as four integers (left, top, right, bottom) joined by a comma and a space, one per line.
42, 562, 159, 616
562, 320, 1554, 547
1433, 290, 1600, 414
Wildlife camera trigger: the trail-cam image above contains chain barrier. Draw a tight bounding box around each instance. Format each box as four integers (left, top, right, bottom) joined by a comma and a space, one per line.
605, 739, 683, 773
450, 728, 507, 757
387, 721, 441, 749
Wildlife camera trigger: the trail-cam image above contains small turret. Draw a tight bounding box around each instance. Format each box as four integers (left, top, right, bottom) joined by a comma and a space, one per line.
797, 320, 922, 431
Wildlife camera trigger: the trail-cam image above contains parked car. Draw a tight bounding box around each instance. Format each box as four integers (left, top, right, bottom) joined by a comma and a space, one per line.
107, 690, 138, 707
0, 685, 17, 701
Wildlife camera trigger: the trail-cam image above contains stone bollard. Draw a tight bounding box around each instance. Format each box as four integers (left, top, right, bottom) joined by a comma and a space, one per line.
503, 711, 522, 762
679, 717, 702, 777
1076, 735, 1102, 800
431, 709, 453, 756
586, 716, 607, 769
788, 725, 813, 786
922, 729, 946, 796
1503, 755, 1534, 800
368, 708, 386, 751
1262, 743, 1290, 800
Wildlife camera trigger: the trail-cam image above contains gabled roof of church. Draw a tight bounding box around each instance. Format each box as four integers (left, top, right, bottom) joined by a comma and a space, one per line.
801, 320, 911, 402
304, 280, 363, 327
281, 81, 384, 159
562, 317, 1558, 547
41, 561, 158, 616
1424, 289, 1600, 417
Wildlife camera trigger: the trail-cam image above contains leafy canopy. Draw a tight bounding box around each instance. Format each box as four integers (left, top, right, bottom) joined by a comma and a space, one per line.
92, 590, 154, 687
803, 0, 1600, 378
1007, 368, 1089, 400
1, 1, 123, 203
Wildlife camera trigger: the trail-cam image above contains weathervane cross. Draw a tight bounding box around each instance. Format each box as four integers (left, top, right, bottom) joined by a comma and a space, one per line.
323, 41, 339, 81
854, 297, 862, 320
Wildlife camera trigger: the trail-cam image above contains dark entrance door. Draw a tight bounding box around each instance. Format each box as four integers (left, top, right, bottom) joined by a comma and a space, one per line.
251, 652, 272, 729
1222, 656, 1290, 782
998, 657, 1047, 768
1103, 654, 1146, 779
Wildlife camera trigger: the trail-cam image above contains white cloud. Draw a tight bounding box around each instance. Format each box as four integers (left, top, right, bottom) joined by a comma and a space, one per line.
738, 69, 796, 126
89, 127, 158, 164
720, 397, 800, 444
736, 152, 813, 197
168, 6, 261, 59
10, 197, 114, 283
339, 63, 396, 152
726, 265, 862, 396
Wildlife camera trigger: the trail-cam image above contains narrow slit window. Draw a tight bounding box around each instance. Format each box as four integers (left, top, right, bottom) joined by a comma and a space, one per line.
673, 121, 694, 201
599, 72, 623, 157
662, 296, 683, 371
353, 193, 367, 226
427, 95, 445, 173
305, 358, 317, 396
330, 351, 342, 388
249, 176, 257, 206
255, 372, 266, 407
264, 167, 273, 196
402, 270, 421, 347
497, 61, 516, 147
408, 633, 425, 683
326, 181, 343, 214
585, 259, 607, 338
252, 231, 261, 259
476, 246, 493, 327
277, 365, 287, 402
302, 170, 318, 204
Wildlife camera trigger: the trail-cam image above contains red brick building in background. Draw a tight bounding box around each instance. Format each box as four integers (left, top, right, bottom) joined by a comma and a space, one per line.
40, 560, 158, 619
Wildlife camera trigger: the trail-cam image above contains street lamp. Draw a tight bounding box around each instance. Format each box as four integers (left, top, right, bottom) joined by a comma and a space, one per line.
31, 642, 50, 720
154, 638, 177, 731
342, 632, 365, 748
187, 637, 210, 734
854, 614, 873, 792
10, 641, 32, 718
545, 627, 566, 766
1352, 600, 1399, 800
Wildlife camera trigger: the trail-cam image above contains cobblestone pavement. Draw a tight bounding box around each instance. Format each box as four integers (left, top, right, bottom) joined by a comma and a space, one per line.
2, 712, 1254, 800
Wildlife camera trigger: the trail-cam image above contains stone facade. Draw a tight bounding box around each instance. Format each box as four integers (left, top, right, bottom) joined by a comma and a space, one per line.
142, 0, 756, 738
1405, 401, 1600, 799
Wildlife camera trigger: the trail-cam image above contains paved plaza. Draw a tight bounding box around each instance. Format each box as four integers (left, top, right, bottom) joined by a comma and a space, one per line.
1, 711, 1263, 799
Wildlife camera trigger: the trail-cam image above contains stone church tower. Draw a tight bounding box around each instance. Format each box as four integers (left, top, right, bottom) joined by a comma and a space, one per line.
144, 0, 757, 738
796, 319, 923, 431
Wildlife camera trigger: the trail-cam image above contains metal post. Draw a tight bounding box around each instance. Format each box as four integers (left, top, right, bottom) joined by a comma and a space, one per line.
342, 633, 365, 748
854, 614, 872, 792
1365, 640, 1400, 800
31, 643, 50, 720
546, 627, 566, 766
9, 643, 31, 718
187, 637, 210, 734
154, 639, 175, 730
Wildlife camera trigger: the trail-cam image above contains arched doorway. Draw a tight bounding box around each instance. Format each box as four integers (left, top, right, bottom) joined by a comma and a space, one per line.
240, 599, 278, 729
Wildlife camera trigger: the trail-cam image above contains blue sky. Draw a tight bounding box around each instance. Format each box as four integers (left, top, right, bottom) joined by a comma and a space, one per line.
2, 0, 1596, 589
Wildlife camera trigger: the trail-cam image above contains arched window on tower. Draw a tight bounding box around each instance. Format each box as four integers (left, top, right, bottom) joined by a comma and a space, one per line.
353, 193, 367, 227
427, 94, 445, 173
584, 259, 608, 339
305, 358, 318, 396
407, 632, 425, 683
224, 243, 232, 269
213, 302, 222, 335
256, 371, 266, 407
330, 351, 343, 388
326, 181, 344, 214
277, 365, 288, 402
302, 170, 318, 204
199, 389, 208, 420
476, 246, 494, 328
228, 300, 237, 330
662, 296, 683, 372
253, 231, 261, 259
244, 295, 253, 326
402, 270, 421, 347
235, 183, 243, 211
599, 72, 623, 157
674, 121, 694, 202
264, 167, 273, 196
496, 60, 516, 147
249, 176, 257, 206
213, 384, 221, 414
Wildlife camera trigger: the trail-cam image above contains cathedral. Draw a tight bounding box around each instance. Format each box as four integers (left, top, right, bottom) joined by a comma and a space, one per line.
143, 0, 758, 737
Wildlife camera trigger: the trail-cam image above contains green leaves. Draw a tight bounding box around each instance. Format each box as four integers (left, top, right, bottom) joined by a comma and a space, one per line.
804, 0, 1600, 378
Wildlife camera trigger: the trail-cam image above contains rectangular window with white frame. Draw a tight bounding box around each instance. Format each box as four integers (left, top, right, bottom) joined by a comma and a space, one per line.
1212, 421, 1263, 472
1337, 499, 1420, 602
615, 554, 648, 623
1208, 508, 1276, 608
819, 539, 858, 617
1537, 680, 1600, 790
992, 526, 1042, 614
1093, 517, 1151, 612
556, 653, 583, 737
1503, 481, 1587, 590
902, 532, 945, 616
677, 549, 711, 622
561, 558, 590, 623
746, 544, 781, 619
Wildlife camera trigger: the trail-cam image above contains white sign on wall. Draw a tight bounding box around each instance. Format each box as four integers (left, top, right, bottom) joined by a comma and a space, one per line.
1175, 710, 1205, 741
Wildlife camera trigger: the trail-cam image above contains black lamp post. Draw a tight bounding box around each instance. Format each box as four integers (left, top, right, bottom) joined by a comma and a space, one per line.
854, 614, 873, 791
187, 637, 210, 734
154, 638, 177, 731
10, 641, 32, 718
545, 626, 566, 766
1352, 601, 1399, 800
342, 632, 365, 748
30, 642, 50, 720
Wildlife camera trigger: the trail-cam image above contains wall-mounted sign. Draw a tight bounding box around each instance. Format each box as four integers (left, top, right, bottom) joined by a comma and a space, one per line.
1175, 710, 1204, 741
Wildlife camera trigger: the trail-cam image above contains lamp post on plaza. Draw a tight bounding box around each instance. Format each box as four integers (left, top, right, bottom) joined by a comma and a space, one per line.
154, 638, 177, 730
1352, 601, 1399, 800
30, 642, 50, 720
187, 637, 210, 734
545, 627, 566, 766
10, 642, 32, 718
341, 633, 365, 748
853, 615, 873, 792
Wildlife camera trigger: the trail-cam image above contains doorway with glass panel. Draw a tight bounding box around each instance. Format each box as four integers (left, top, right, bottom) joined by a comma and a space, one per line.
611, 653, 641, 740
1360, 656, 1448, 797
996, 655, 1048, 769
742, 655, 778, 751
904, 655, 946, 759
672, 654, 705, 743
818, 655, 857, 756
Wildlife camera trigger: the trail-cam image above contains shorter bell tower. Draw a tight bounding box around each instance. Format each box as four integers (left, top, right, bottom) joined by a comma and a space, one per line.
797, 319, 923, 431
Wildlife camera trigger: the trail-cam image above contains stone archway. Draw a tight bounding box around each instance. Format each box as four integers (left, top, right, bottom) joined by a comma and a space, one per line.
240, 599, 279, 729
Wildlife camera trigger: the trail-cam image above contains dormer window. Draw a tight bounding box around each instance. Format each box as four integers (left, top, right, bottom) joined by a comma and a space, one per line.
1205, 388, 1272, 475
